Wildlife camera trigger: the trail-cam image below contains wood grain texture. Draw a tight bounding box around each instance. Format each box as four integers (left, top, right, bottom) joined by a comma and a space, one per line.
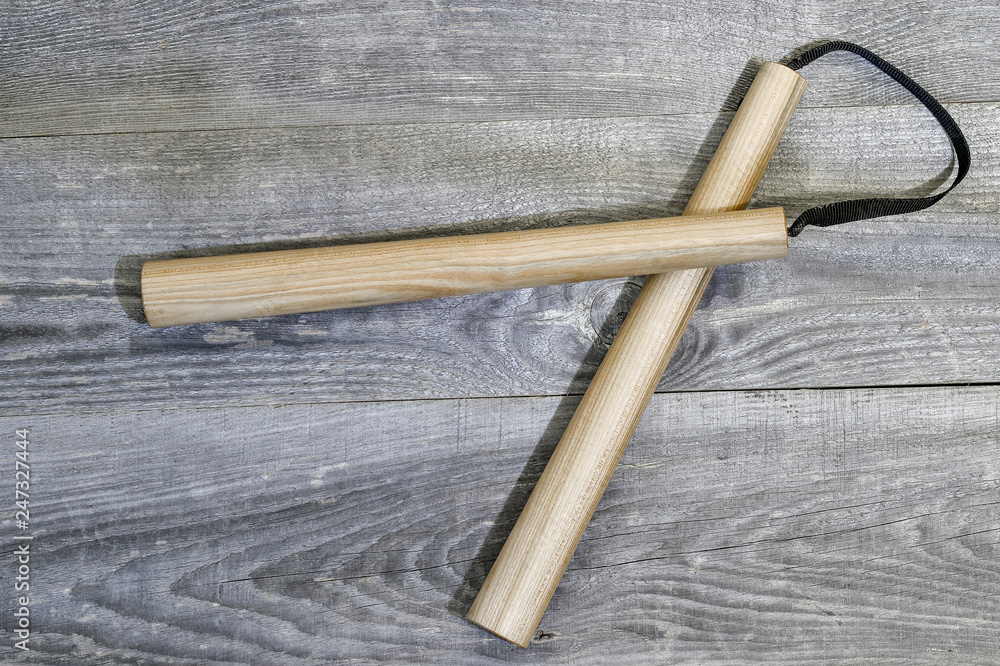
3, 1, 998, 138
2, 5, 998, 660
1, 387, 999, 663
0, 102, 995, 411
468, 62, 806, 646
140, 207, 788, 328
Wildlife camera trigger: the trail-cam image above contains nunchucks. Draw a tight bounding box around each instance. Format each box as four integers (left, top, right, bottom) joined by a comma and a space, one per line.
466, 41, 970, 646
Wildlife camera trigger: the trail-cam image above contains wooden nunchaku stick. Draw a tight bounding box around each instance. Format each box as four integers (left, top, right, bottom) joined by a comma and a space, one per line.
466, 62, 807, 646
141, 208, 788, 328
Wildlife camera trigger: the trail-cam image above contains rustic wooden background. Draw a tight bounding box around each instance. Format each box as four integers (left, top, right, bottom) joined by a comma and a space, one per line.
2, 1, 998, 663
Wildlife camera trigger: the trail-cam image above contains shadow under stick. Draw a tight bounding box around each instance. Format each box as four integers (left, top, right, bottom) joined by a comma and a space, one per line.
466, 62, 807, 646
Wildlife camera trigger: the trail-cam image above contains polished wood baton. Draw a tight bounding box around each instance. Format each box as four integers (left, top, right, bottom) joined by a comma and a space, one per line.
467, 61, 807, 647
141, 208, 788, 328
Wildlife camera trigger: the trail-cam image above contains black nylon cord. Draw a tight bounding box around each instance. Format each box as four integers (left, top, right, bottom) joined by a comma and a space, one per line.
783, 41, 970, 237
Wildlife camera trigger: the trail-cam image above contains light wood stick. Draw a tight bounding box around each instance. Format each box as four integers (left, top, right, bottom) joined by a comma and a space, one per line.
141, 208, 787, 328
466, 62, 807, 647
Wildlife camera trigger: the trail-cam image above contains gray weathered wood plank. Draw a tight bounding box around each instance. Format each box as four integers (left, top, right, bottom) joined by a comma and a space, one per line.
1, 0, 996, 137
1, 386, 998, 663
1, 102, 995, 411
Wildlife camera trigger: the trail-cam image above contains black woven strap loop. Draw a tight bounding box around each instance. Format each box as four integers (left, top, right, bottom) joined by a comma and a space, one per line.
783, 41, 970, 237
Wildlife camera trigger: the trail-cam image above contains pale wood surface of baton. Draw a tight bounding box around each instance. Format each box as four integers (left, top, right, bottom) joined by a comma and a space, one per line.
141, 208, 787, 328
467, 62, 808, 646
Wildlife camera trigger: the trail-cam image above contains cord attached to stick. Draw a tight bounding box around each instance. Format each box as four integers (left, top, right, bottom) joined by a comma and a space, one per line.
785, 40, 970, 236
